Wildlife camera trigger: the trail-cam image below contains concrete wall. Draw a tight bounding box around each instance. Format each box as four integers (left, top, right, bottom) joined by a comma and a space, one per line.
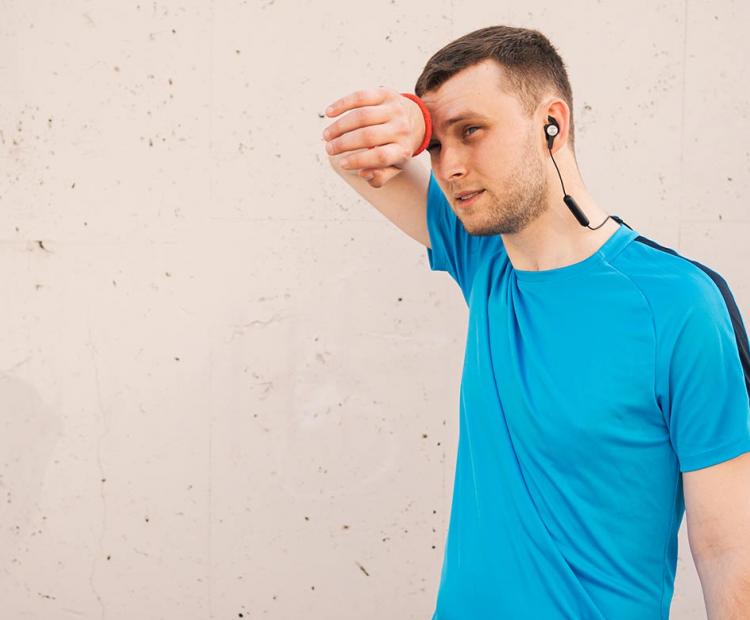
1, 1, 747, 618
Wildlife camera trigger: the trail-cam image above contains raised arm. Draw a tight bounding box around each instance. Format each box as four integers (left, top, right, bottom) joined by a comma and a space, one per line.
322, 87, 432, 248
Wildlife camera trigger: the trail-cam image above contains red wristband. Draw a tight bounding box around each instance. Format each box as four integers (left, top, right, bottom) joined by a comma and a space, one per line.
400, 93, 432, 156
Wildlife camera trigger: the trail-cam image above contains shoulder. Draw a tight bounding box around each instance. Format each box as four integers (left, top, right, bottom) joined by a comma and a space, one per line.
613, 232, 732, 320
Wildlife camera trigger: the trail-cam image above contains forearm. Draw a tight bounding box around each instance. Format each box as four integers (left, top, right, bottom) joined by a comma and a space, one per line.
694, 551, 750, 619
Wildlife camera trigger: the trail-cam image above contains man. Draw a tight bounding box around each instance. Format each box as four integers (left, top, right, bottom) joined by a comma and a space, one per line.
322, 25, 750, 619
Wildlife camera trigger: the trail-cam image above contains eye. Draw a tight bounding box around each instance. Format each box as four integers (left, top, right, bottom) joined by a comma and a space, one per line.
426, 126, 480, 152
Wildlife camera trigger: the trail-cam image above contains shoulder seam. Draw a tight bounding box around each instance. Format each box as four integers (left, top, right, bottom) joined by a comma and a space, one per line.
600, 256, 662, 420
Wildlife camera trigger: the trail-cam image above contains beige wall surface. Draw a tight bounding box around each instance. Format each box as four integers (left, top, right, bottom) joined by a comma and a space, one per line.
1, 1, 747, 618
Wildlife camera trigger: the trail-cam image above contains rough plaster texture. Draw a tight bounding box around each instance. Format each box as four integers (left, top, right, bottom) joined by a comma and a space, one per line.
1, 1, 747, 618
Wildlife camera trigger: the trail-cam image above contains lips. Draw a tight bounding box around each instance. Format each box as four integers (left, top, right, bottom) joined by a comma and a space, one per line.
454, 190, 484, 208
456, 190, 483, 202
455, 189, 483, 199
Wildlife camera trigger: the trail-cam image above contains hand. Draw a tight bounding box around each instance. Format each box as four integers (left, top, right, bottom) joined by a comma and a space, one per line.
322, 87, 427, 187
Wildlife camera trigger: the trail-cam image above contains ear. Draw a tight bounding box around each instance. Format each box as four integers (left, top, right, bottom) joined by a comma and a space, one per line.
541, 98, 572, 155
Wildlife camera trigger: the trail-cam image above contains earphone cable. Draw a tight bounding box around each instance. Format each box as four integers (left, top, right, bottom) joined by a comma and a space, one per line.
548, 143, 610, 230
548, 144, 567, 195
586, 215, 611, 230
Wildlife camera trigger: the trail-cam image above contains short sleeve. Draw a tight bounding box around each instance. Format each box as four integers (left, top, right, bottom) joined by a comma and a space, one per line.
425, 170, 504, 300
658, 274, 750, 472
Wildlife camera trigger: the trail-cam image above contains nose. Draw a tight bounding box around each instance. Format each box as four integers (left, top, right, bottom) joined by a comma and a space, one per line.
435, 148, 467, 184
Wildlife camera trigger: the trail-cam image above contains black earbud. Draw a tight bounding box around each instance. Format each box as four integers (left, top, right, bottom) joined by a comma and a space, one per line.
543, 115, 610, 230
544, 115, 559, 150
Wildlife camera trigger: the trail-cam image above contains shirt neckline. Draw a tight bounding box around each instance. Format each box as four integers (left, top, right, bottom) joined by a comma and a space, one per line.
512, 218, 638, 282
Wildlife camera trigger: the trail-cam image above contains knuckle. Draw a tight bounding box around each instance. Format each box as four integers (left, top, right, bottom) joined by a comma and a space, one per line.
375, 86, 392, 102
354, 89, 368, 105
357, 107, 372, 125
361, 125, 376, 142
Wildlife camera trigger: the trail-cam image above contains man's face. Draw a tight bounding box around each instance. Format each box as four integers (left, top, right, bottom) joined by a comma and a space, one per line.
420, 58, 549, 236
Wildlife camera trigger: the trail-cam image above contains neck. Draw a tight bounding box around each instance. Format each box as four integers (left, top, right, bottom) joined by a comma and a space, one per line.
501, 150, 620, 272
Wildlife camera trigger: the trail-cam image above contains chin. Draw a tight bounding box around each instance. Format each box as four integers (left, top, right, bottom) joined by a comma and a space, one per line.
461, 216, 497, 237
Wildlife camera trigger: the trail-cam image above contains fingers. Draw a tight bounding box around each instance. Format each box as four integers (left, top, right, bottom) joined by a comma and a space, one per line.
338, 142, 408, 171
324, 87, 389, 119
323, 103, 391, 150
325, 120, 392, 158
322, 87, 392, 143
360, 166, 402, 187
322, 87, 410, 184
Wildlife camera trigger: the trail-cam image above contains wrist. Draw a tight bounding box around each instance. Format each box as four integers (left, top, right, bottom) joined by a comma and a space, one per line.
400, 93, 432, 157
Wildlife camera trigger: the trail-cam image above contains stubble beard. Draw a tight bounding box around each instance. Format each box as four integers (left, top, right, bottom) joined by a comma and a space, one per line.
459, 139, 549, 236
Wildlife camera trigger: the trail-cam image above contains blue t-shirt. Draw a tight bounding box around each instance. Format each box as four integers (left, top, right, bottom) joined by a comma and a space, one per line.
425, 171, 750, 620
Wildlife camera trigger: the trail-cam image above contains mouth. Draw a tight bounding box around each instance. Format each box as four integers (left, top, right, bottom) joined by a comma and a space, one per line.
455, 190, 484, 208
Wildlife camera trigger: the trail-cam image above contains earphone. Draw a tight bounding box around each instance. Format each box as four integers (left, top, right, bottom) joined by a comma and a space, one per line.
544, 115, 611, 230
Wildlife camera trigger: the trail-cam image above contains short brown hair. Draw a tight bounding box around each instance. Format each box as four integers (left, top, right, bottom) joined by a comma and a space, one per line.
414, 25, 576, 152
